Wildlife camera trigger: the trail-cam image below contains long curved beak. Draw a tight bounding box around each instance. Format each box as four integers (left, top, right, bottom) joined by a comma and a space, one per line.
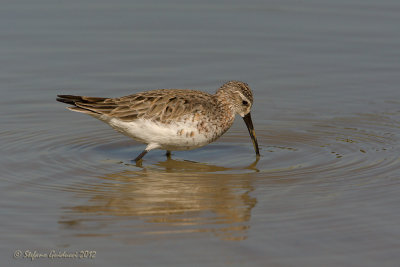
243, 112, 260, 157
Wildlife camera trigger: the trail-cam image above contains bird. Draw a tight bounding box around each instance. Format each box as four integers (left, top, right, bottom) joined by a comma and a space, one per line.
57, 81, 260, 162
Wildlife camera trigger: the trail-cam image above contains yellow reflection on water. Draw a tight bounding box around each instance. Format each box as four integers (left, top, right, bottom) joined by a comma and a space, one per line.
60, 159, 259, 241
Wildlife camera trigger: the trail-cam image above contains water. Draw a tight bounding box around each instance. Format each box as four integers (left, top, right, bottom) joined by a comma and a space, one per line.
1, 0, 400, 266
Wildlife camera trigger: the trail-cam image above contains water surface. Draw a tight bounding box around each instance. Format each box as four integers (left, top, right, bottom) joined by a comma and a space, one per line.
1, 0, 400, 266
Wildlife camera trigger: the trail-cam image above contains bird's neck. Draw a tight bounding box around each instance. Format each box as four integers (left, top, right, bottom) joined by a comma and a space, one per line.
215, 89, 235, 113
213, 92, 236, 129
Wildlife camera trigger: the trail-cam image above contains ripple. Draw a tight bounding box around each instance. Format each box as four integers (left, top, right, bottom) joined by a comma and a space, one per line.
1, 111, 399, 197
1, 108, 400, 244
252, 113, 400, 192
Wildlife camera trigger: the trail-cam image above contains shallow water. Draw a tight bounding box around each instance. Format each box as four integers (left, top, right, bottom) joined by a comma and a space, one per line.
1, 0, 400, 266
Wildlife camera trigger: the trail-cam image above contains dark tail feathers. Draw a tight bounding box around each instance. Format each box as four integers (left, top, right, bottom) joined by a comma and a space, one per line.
56, 95, 107, 106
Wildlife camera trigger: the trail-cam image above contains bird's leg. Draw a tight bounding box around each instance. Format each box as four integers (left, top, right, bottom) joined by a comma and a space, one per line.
133, 149, 148, 162
132, 143, 160, 164
166, 150, 171, 159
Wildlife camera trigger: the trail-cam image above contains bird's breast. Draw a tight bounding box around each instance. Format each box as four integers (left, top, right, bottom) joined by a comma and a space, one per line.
105, 114, 233, 150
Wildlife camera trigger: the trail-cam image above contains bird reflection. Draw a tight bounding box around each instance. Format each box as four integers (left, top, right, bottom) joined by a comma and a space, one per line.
59, 158, 258, 241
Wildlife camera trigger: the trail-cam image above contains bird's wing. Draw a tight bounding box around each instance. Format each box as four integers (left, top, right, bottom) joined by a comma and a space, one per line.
57, 89, 214, 123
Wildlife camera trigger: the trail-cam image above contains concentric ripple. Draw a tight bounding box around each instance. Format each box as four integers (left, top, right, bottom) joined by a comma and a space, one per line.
254, 113, 400, 187
1, 109, 400, 242
2, 111, 399, 189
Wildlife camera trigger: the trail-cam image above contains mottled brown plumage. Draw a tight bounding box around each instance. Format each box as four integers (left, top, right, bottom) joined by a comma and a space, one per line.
58, 89, 220, 123
57, 81, 260, 162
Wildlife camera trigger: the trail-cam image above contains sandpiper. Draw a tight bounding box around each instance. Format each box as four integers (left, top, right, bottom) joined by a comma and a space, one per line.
57, 81, 260, 162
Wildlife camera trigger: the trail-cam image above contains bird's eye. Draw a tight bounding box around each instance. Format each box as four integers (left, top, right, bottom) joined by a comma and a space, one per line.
242, 100, 249, 106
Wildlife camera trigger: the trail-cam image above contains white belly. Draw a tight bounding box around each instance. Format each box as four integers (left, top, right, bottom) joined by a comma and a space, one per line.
104, 117, 213, 151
